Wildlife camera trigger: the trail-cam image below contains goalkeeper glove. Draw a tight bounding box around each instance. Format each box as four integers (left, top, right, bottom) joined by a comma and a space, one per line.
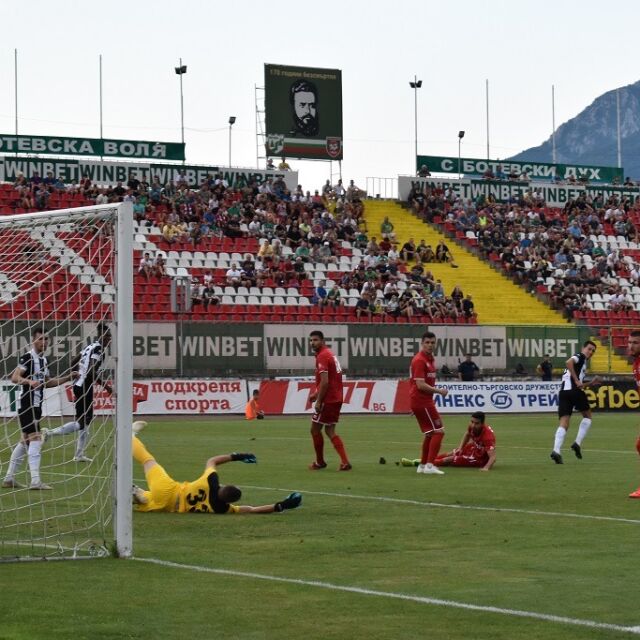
274, 492, 302, 512
231, 452, 257, 463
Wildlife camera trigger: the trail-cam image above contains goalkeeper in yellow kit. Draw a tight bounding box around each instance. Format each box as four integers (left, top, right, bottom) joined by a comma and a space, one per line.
131, 422, 302, 514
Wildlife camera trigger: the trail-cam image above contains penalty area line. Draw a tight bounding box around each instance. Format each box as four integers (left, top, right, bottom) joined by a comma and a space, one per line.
244, 486, 640, 526
134, 557, 640, 636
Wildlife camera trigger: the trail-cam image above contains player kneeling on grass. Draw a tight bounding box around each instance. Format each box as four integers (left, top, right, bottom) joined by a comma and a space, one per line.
402, 412, 496, 472
131, 422, 301, 514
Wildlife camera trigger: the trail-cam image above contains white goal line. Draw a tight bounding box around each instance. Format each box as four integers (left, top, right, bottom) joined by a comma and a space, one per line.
244, 485, 640, 526
134, 557, 640, 636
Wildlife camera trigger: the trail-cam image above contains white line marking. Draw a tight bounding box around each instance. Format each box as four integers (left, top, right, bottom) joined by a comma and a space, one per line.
244, 485, 640, 525
134, 557, 640, 635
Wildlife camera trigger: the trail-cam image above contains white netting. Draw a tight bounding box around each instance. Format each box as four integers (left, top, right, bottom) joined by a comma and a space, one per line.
0, 205, 124, 561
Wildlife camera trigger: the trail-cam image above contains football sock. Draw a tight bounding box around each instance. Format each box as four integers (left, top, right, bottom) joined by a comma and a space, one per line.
553, 426, 566, 454
75, 428, 90, 457
311, 431, 325, 463
636, 436, 640, 455
420, 435, 431, 464
575, 418, 592, 446
27, 440, 43, 485
330, 435, 349, 465
48, 421, 80, 436
5, 442, 27, 480
132, 436, 154, 465
427, 432, 444, 464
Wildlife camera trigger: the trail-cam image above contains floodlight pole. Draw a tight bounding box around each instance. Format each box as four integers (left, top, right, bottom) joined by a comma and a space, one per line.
409, 76, 422, 174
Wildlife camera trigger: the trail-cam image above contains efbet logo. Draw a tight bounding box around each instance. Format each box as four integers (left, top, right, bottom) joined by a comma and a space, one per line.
584, 385, 640, 410
490, 391, 512, 409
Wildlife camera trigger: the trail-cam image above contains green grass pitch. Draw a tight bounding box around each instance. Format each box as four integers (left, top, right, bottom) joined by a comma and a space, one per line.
1, 412, 640, 640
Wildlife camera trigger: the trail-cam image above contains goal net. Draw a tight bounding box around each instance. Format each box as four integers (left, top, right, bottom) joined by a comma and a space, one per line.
0, 203, 132, 561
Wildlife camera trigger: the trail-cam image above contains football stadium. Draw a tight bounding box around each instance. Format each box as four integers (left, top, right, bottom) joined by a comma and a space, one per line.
1, 3, 640, 639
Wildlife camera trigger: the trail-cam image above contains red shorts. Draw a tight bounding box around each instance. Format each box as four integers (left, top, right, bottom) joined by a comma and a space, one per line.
451, 453, 487, 467
313, 401, 342, 426
411, 404, 443, 434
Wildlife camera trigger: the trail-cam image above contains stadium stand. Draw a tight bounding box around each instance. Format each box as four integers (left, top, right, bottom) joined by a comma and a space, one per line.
403, 180, 635, 368
0, 173, 470, 324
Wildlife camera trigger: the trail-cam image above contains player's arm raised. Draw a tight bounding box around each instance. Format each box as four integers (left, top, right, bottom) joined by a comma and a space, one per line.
205, 452, 257, 468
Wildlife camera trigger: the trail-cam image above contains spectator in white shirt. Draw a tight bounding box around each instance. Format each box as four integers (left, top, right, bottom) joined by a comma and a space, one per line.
139, 252, 153, 279
226, 263, 243, 287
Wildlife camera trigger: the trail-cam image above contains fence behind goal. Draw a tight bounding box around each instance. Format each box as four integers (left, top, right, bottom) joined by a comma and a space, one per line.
0, 203, 132, 561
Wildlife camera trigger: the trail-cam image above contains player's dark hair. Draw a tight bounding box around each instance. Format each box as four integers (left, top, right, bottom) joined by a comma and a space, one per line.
583, 340, 597, 349
471, 411, 485, 423
630, 330, 640, 337
96, 322, 111, 338
31, 325, 46, 338
309, 330, 325, 340
253, 389, 260, 396
421, 331, 436, 341
218, 485, 242, 503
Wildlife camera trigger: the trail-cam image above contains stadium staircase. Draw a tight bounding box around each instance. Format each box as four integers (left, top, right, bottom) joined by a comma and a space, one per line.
365, 199, 563, 324
364, 199, 629, 373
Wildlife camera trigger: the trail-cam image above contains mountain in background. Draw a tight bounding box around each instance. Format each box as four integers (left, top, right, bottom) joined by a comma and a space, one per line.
509, 80, 640, 179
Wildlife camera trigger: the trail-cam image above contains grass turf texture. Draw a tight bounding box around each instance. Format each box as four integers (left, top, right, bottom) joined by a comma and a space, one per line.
1, 413, 640, 639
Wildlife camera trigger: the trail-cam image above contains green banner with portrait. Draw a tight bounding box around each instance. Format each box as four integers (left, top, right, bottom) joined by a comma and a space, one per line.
264, 63, 343, 161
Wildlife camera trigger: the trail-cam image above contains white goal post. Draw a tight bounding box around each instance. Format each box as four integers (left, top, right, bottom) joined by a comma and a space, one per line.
0, 202, 132, 561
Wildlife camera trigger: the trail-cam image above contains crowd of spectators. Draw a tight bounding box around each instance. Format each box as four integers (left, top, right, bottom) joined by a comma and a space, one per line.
408, 181, 640, 319
9, 168, 483, 323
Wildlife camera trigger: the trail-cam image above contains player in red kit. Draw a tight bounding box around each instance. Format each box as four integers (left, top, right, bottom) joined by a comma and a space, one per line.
434, 412, 496, 471
308, 330, 351, 471
409, 331, 448, 475
628, 331, 640, 498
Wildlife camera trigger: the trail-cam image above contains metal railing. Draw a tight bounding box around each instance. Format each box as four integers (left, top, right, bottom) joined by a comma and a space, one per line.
365, 177, 397, 200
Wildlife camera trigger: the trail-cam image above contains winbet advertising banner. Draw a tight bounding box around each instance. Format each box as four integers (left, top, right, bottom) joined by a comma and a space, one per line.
0, 157, 299, 191
264, 63, 343, 161
398, 176, 640, 207
0, 323, 595, 377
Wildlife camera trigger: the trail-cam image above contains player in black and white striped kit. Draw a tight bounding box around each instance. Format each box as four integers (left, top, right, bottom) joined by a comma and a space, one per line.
550, 340, 601, 464
2, 326, 75, 490
43, 323, 112, 463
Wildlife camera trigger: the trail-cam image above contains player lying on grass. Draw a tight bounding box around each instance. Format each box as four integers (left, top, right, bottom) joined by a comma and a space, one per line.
401, 411, 496, 472
131, 422, 302, 514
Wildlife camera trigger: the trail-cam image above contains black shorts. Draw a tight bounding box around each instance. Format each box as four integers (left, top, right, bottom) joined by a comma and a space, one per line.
74, 385, 94, 429
18, 404, 43, 435
558, 389, 590, 417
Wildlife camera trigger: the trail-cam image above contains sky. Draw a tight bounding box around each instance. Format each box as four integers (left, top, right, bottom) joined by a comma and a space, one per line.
1, 0, 639, 196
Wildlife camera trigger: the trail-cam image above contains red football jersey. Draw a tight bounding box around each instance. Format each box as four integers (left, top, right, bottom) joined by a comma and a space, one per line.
409, 351, 437, 408
315, 346, 343, 403
633, 356, 640, 388
468, 424, 496, 453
